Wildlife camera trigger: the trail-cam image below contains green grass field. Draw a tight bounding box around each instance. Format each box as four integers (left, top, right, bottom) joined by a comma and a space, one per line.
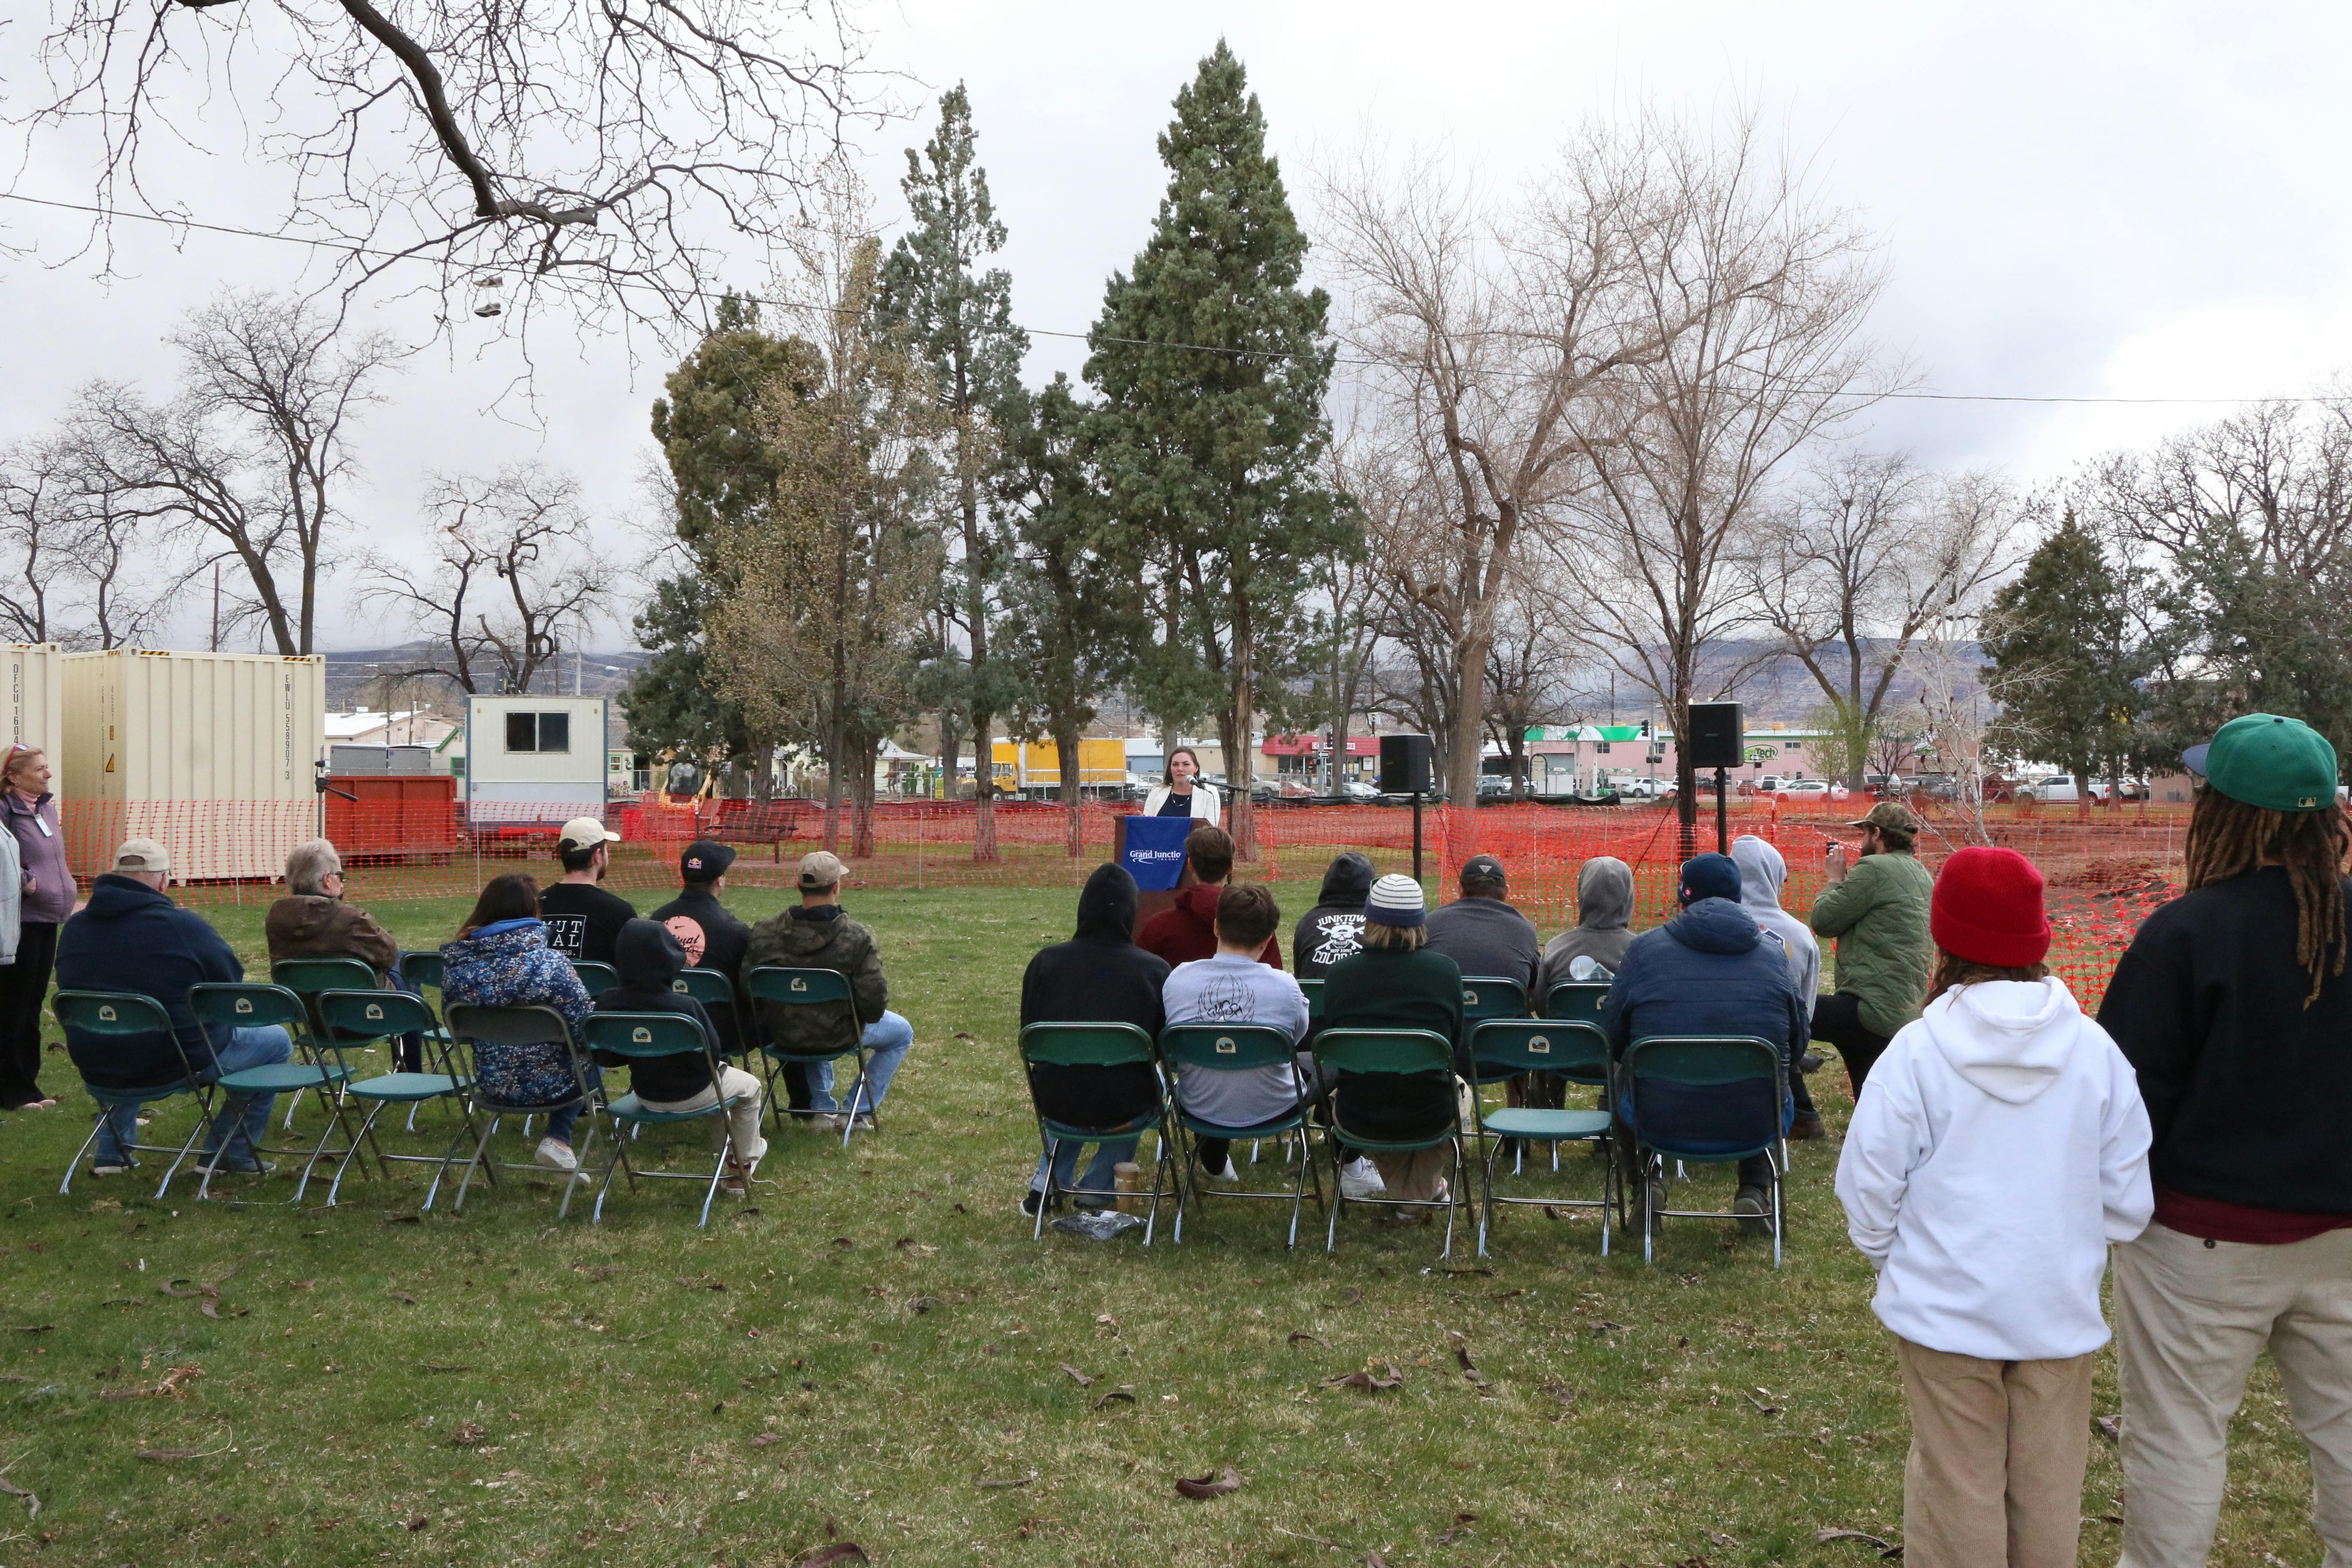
0, 881, 2327, 1567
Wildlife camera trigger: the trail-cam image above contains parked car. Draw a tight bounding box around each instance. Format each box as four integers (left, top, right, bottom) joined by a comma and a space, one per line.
1476, 775, 1513, 799
1754, 773, 1788, 793
1618, 777, 1666, 800
2017, 774, 2080, 804
2086, 777, 2147, 802
1779, 779, 1851, 802
1339, 779, 1384, 803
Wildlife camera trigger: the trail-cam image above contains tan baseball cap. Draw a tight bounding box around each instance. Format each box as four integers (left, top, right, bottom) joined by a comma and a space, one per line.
797, 850, 847, 891
1847, 801, 1919, 834
557, 816, 621, 852
113, 838, 171, 874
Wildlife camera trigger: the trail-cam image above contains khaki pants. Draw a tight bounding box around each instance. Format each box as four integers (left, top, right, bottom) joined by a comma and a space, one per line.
1369, 1148, 1452, 1204
2114, 1221, 2352, 1568
1894, 1337, 2094, 1568
642, 1066, 769, 1167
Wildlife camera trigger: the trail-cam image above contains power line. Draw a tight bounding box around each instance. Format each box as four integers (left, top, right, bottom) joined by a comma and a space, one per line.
1, 188, 2336, 409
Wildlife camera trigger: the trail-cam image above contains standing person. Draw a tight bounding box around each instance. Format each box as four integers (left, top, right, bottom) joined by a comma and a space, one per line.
1136, 825, 1281, 968
1837, 847, 2152, 1568
1292, 851, 1374, 979
593, 917, 766, 1193
439, 873, 598, 1173
1018, 864, 1172, 1216
743, 852, 916, 1130
1809, 801, 1934, 1095
1536, 856, 1638, 996
0, 744, 72, 1110
2096, 714, 2352, 1568
1320, 875, 1465, 1214
1162, 882, 1314, 1185
1424, 855, 1540, 992
1734, 833, 1828, 1139
537, 816, 636, 964
1142, 745, 1223, 823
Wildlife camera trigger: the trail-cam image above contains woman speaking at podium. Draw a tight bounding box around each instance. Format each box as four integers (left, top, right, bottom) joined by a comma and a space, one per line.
1142, 746, 1222, 824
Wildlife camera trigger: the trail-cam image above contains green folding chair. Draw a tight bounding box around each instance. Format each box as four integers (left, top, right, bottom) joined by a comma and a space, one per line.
1467, 1018, 1615, 1256
314, 989, 481, 1209
1618, 1035, 1791, 1267
1543, 980, 1611, 1028
1311, 1028, 1468, 1257
1299, 978, 1325, 1024
669, 968, 746, 1056
745, 966, 876, 1146
1158, 1023, 1326, 1249
580, 1012, 751, 1226
185, 983, 353, 1203
444, 1003, 602, 1217
572, 961, 621, 997
1016, 1023, 1173, 1243
269, 957, 380, 1127
1458, 976, 1528, 1028
52, 991, 217, 1199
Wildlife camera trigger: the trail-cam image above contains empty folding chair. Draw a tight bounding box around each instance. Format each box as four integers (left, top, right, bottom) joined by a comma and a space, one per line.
1311, 1027, 1470, 1258
443, 1002, 603, 1217
580, 1012, 751, 1226
185, 983, 355, 1203
572, 961, 621, 998
51, 991, 217, 1200
1617, 1034, 1791, 1266
745, 966, 877, 1146
314, 989, 481, 1209
270, 957, 379, 1127
1467, 1018, 1615, 1256
1298, 978, 1325, 1026
1158, 1023, 1327, 1249
1016, 1023, 1174, 1242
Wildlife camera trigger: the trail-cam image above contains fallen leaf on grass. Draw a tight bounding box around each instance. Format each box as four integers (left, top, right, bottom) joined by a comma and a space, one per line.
1337, 1286, 1363, 1305
1590, 1319, 1627, 1336
100, 1363, 202, 1401
4, 1324, 55, 1334
1813, 1527, 1902, 1557
1286, 1331, 1324, 1347
385, 1289, 417, 1306
1709, 1531, 1740, 1548
975, 1473, 1035, 1489
1454, 1346, 1491, 1388
795, 1546, 868, 1566
382, 1214, 421, 1225
2095, 1415, 2121, 1443
1745, 1389, 1781, 1416
451, 1422, 487, 1447
0, 1472, 37, 1517
1091, 1386, 1137, 1410
674, 1276, 727, 1291
1436, 1265, 1494, 1277
1367, 1555, 1390, 1568
1538, 1380, 1577, 1412
751, 1433, 785, 1448
571, 1264, 622, 1281
1325, 1362, 1405, 1392
1434, 1510, 1477, 1545
404, 1515, 429, 1531
905, 1296, 937, 1315
1058, 1364, 1094, 1387
1173, 1467, 1243, 1499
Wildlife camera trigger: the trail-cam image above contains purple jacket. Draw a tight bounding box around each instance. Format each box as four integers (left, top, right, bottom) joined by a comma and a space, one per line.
4, 792, 73, 924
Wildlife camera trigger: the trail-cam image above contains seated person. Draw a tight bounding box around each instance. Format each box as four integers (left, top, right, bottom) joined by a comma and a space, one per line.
1601, 852, 1810, 1234
266, 836, 422, 1069
1163, 882, 1316, 1184
1292, 852, 1374, 978
1537, 856, 1637, 995
1137, 825, 1282, 968
1424, 855, 1540, 992
55, 839, 294, 1176
744, 852, 914, 1129
1018, 864, 1170, 1216
594, 917, 767, 1193
536, 817, 637, 964
440, 873, 597, 1173
1320, 874, 1465, 1216
1734, 833, 1827, 1139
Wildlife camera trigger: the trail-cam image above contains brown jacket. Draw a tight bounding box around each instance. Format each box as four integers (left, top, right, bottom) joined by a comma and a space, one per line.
265, 894, 401, 976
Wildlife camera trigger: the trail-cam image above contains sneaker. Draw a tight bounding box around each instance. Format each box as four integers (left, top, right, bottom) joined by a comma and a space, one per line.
91, 1160, 135, 1177
1019, 1188, 1052, 1219
1798, 1051, 1825, 1075
1202, 1156, 1240, 1185
533, 1137, 579, 1173
1338, 1156, 1385, 1200
1788, 1113, 1827, 1142
807, 1113, 846, 1133
1734, 1184, 1772, 1237
203, 1155, 276, 1177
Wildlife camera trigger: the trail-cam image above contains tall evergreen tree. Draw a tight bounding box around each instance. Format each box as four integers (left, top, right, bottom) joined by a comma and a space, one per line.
877, 85, 1029, 857
1982, 512, 2142, 812
1084, 41, 1351, 858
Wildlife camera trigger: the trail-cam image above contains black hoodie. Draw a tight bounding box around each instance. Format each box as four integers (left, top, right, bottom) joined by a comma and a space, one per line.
591, 918, 722, 1102
1292, 852, 1375, 978
1020, 864, 1172, 1127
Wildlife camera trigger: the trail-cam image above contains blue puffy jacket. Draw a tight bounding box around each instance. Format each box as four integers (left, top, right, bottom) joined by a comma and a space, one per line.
56, 873, 245, 1089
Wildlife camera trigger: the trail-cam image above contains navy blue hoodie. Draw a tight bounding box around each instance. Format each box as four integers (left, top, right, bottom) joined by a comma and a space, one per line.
1602, 896, 1809, 1065
56, 873, 247, 1089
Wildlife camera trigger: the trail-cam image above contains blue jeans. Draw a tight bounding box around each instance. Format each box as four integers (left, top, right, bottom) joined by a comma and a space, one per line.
812, 1011, 913, 1115
1030, 1135, 1141, 1200
97, 1026, 293, 1166
531, 1064, 602, 1148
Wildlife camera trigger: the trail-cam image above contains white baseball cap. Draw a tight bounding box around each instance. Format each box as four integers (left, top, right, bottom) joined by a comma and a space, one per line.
557, 816, 621, 852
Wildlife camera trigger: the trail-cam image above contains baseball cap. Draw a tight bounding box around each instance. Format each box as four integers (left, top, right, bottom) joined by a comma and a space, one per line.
1460, 854, 1507, 889
681, 839, 736, 880
2183, 713, 2341, 812
1847, 801, 1919, 835
112, 838, 171, 875
798, 850, 848, 891
557, 816, 621, 852
1678, 852, 1741, 905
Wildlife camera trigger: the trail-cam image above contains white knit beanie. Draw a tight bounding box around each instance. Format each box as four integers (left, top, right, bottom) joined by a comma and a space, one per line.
1365, 873, 1427, 928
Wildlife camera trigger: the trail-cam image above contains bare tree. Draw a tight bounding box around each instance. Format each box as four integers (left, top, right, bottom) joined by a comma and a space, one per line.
362, 463, 609, 693
0, 432, 173, 648
1550, 116, 1890, 850
1751, 454, 2022, 786
61, 290, 400, 654
15, 0, 890, 344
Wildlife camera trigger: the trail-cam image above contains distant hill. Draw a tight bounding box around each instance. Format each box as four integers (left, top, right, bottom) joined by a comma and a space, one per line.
320, 643, 649, 710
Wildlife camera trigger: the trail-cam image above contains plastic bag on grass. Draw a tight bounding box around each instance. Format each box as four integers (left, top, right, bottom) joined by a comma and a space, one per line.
1049, 1210, 1147, 1241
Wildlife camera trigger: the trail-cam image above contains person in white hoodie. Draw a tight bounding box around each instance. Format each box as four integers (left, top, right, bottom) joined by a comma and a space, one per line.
1835, 845, 2153, 1568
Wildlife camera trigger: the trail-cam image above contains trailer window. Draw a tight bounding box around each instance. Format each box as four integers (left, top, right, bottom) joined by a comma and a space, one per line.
504, 712, 572, 753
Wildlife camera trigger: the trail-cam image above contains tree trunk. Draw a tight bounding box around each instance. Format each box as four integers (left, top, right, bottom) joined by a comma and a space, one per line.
937, 715, 959, 805
1056, 713, 1084, 858
852, 735, 878, 858
971, 710, 998, 858
1449, 625, 1492, 823
1226, 592, 1258, 862
1673, 694, 1699, 861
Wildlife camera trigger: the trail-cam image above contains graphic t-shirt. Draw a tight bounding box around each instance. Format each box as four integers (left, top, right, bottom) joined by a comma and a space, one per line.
1294, 909, 1366, 977
536, 883, 638, 965
1161, 954, 1311, 1129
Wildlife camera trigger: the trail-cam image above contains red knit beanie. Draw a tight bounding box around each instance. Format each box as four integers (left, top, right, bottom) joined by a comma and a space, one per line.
1930, 846, 2051, 968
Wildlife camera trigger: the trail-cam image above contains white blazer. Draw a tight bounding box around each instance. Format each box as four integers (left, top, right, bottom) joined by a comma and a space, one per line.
1141, 782, 1223, 824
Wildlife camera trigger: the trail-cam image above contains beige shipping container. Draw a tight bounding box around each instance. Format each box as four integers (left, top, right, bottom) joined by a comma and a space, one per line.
0, 645, 64, 766
61, 650, 327, 880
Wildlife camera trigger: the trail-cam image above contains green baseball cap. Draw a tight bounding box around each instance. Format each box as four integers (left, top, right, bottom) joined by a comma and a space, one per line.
2182, 714, 2340, 812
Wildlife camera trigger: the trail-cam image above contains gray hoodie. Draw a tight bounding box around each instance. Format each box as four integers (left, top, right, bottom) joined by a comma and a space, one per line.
1732, 835, 1821, 1006
1537, 857, 1636, 998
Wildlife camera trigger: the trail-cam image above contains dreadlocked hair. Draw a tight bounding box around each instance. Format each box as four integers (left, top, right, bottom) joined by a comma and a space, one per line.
2184, 786, 2352, 1008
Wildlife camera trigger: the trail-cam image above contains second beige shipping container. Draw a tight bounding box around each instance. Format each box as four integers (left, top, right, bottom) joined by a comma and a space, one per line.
0, 644, 64, 766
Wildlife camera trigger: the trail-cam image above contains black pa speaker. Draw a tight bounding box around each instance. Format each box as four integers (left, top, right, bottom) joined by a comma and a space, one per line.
1378, 733, 1433, 794
1685, 702, 1746, 771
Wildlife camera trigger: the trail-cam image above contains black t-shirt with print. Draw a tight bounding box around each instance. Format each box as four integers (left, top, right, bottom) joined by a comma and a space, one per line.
537, 882, 638, 964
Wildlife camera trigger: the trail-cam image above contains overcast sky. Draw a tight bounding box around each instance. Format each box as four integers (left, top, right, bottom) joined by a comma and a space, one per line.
4, 0, 2347, 651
